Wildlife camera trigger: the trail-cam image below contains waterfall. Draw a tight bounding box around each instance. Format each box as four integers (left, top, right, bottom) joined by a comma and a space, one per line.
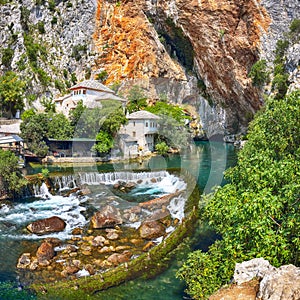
52, 174, 78, 191
78, 170, 169, 185
52, 171, 170, 190
33, 182, 52, 198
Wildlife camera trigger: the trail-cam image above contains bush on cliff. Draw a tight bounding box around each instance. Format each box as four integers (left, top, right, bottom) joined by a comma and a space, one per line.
177, 90, 300, 299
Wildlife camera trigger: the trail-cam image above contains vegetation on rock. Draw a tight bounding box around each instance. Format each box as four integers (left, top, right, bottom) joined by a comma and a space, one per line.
177, 90, 300, 299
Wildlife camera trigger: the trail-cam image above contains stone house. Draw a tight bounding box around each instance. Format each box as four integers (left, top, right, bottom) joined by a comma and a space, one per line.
119, 110, 160, 157
54, 80, 126, 116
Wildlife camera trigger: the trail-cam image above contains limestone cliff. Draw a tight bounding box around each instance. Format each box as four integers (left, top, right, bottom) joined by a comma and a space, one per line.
92, 0, 300, 137
0, 0, 299, 137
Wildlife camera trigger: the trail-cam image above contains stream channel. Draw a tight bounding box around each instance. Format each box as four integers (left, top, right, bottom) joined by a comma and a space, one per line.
0, 141, 237, 299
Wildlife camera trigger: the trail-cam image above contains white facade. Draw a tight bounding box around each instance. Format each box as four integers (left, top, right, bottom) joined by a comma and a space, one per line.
54, 80, 126, 116
120, 110, 160, 157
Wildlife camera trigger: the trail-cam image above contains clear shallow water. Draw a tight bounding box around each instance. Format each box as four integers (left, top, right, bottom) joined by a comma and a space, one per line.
0, 141, 237, 299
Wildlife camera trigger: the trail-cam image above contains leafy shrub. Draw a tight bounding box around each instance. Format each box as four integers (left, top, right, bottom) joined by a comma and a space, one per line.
177, 90, 300, 299
71, 44, 87, 61
1, 47, 14, 67
54, 79, 65, 92
51, 16, 58, 25
48, 0, 56, 11
155, 142, 169, 155
37, 21, 45, 34
248, 59, 269, 87
95, 70, 108, 82
289, 19, 300, 35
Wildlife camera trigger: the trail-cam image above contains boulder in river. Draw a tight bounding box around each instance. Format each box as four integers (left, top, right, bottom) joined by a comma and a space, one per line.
107, 250, 132, 266
27, 216, 66, 234
36, 242, 55, 262
90, 205, 123, 229
139, 220, 166, 240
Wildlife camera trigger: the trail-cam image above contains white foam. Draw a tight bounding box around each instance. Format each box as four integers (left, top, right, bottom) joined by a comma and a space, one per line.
76, 269, 90, 277
167, 195, 186, 222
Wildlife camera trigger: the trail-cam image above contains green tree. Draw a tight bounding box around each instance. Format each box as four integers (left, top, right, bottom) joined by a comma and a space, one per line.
145, 100, 191, 150
177, 90, 300, 299
126, 85, 147, 113
47, 113, 73, 140
0, 149, 27, 198
145, 101, 190, 125
69, 100, 86, 128
155, 141, 169, 155
20, 113, 49, 157
73, 101, 127, 140
0, 71, 26, 118
248, 59, 270, 87
92, 131, 114, 154
100, 101, 127, 136
40, 97, 56, 113
21, 111, 73, 156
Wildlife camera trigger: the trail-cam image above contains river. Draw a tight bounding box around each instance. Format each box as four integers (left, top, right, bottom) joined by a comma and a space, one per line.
0, 141, 237, 299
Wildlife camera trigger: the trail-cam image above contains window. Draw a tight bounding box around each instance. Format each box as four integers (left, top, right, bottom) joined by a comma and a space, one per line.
132, 131, 136, 137
83, 89, 86, 95
133, 121, 135, 127
145, 122, 148, 127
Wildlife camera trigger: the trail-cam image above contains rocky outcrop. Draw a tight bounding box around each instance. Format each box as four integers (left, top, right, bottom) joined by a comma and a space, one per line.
258, 264, 300, 300
90, 205, 123, 229
92, 0, 299, 137
0, 0, 96, 105
211, 258, 300, 300
27, 216, 66, 234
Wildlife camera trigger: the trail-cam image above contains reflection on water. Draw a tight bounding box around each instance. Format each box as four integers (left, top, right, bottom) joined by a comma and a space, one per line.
0, 141, 237, 299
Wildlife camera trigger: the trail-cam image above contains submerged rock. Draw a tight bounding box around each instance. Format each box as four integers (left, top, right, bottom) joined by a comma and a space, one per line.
36, 242, 55, 262
17, 253, 31, 269
139, 220, 166, 240
107, 250, 132, 266
90, 205, 123, 229
27, 216, 66, 234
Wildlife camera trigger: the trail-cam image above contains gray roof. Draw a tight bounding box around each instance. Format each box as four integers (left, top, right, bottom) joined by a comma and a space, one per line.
0, 135, 23, 144
70, 80, 114, 93
128, 110, 160, 120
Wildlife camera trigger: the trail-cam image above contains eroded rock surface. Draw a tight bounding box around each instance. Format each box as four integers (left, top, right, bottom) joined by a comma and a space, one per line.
211, 258, 300, 300
90, 205, 123, 229
27, 216, 66, 234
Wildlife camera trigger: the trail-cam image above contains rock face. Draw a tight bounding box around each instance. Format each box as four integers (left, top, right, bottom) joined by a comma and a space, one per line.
224, 258, 300, 300
27, 216, 66, 234
234, 258, 276, 285
0, 0, 96, 107
258, 264, 300, 300
90, 205, 123, 229
92, 0, 300, 137
210, 279, 259, 300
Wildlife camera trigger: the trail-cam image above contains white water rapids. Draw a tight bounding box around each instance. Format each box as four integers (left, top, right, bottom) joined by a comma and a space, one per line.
0, 171, 187, 241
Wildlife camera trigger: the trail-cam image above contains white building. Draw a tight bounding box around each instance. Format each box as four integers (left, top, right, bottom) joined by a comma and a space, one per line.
119, 110, 160, 157
54, 80, 126, 116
